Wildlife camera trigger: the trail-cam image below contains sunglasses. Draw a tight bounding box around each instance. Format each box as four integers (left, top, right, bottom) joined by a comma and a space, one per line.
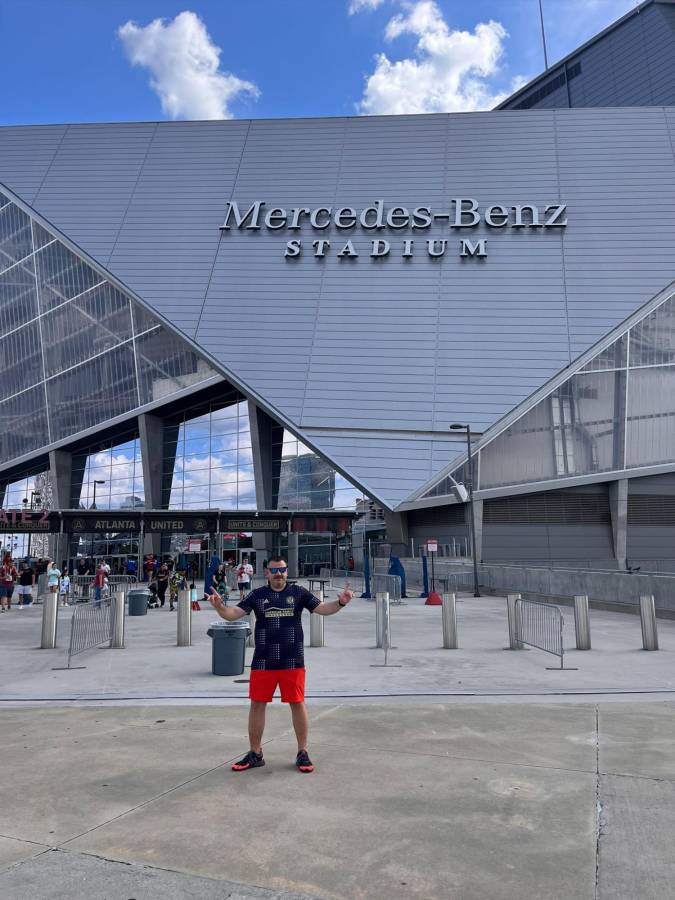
268, 566, 288, 574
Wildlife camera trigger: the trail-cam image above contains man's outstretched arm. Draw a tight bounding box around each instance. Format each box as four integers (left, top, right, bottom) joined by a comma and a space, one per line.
207, 588, 248, 621
314, 587, 354, 616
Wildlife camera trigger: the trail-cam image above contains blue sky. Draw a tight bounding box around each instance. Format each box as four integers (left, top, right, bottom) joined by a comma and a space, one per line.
1, 0, 638, 124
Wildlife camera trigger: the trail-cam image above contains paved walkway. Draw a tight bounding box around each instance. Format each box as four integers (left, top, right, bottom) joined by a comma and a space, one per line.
2, 701, 675, 899
2, 588, 675, 897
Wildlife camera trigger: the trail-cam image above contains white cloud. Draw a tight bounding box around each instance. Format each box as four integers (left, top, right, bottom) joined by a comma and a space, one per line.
358, 0, 520, 115
118, 11, 259, 120
349, 0, 386, 13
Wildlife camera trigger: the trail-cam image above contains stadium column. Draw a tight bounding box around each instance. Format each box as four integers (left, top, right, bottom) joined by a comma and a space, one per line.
384, 510, 409, 555
139, 413, 164, 557
49, 449, 72, 565
248, 401, 283, 574
608, 478, 628, 569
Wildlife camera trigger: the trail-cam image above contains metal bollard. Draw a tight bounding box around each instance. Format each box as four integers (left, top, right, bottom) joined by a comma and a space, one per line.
247, 612, 255, 647
639, 594, 659, 651
381, 595, 391, 665
310, 589, 325, 647
574, 595, 591, 650
177, 589, 192, 647
442, 592, 458, 649
375, 591, 388, 648
111, 588, 126, 649
506, 593, 523, 649
40, 592, 59, 649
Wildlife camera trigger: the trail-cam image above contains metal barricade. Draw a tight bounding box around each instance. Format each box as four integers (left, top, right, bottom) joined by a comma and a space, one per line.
71, 574, 137, 603
372, 573, 402, 604
65, 600, 114, 668
442, 571, 474, 594
515, 598, 574, 670
330, 569, 363, 593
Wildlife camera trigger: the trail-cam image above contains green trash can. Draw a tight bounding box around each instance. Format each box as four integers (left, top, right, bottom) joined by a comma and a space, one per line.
207, 621, 251, 675
127, 588, 149, 617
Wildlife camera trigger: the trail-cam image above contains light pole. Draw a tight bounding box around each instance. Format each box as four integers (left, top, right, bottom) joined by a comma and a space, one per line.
449, 424, 481, 598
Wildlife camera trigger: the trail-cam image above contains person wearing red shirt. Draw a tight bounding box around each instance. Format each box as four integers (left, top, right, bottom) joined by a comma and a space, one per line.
0, 555, 18, 612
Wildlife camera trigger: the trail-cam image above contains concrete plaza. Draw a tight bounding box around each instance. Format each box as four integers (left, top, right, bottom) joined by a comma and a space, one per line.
1, 586, 675, 898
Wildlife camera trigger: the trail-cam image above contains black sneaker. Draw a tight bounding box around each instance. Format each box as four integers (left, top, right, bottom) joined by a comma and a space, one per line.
232, 750, 265, 772
296, 750, 314, 773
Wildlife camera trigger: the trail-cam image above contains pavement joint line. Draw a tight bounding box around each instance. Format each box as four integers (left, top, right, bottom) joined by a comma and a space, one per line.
598, 769, 675, 784
56, 753, 247, 849
594, 705, 602, 900
6, 686, 675, 703
0, 833, 51, 849
46, 846, 323, 899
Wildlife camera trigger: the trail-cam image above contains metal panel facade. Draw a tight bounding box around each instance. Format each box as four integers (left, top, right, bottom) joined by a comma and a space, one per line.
2, 108, 675, 508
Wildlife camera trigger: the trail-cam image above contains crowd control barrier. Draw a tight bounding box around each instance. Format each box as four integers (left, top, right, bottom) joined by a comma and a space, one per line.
63, 600, 114, 668
515, 598, 575, 670
372, 573, 402, 604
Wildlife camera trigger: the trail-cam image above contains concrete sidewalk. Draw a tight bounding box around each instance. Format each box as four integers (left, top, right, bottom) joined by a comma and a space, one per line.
2, 590, 675, 702
2, 701, 675, 899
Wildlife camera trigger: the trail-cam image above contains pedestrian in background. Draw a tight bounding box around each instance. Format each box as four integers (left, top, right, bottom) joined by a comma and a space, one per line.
236, 556, 254, 600
0, 555, 17, 611
59, 570, 71, 607
16, 562, 35, 608
157, 563, 169, 608
47, 560, 61, 598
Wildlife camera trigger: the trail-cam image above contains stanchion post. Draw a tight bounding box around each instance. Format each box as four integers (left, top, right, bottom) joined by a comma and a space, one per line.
381, 595, 391, 665
442, 592, 458, 649
574, 594, 591, 650
177, 589, 192, 647
639, 594, 659, 651
375, 591, 388, 647
111, 587, 126, 649
40, 591, 58, 649
247, 612, 255, 647
507, 593, 523, 649
310, 588, 325, 647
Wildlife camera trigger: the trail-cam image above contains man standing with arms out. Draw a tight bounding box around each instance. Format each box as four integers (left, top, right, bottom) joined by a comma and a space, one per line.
208, 554, 354, 773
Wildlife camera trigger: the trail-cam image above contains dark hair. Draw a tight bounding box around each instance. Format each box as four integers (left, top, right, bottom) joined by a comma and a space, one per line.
268, 554, 287, 566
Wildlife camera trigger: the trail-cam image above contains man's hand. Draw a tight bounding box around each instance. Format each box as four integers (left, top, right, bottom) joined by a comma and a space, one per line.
207, 588, 224, 610
337, 585, 355, 605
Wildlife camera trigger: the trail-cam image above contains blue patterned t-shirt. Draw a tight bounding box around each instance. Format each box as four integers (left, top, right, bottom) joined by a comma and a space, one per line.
237, 584, 321, 670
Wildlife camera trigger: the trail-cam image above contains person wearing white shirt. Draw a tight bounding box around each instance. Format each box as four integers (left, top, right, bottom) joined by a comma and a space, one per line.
236, 556, 254, 600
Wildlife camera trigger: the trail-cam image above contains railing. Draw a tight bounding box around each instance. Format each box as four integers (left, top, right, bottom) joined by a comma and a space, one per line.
66, 600, 114, 668
515, 598, 568, 670
372, 573, 402, 603
330, 569, 364, 592
441, 571, 474, 594
70, 574, 137, 601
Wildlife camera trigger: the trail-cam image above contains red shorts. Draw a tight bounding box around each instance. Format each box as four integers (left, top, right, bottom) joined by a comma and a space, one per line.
249, 668, 305, 703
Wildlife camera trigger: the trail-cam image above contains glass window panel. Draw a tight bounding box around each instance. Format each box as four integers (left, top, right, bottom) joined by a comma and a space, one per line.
35, 240, 103, 312
211, 415, 238, 435
0, 203, 33, 273
0, 386, 48, 464
41, 282, 133, 378
0, 256, 40, 334
211, 450, 237, 468
629, 295, 675, 367
183, 437, 210, 455
132, 304, 159, 335
581, 335, 627, 372
211, 434, 238, 453
479, 371, 621, 489
47, 344, 138, 443
135, 325, 215, 404
0, 320, 43, 397
32, 221, 55, 250
625, 366, 675, 467
183, 454, 211, 471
